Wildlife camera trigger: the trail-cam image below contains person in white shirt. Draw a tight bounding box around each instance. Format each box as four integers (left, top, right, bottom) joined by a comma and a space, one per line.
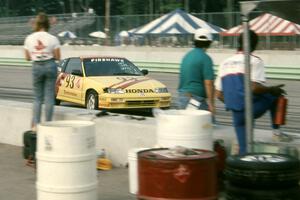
24, 12, 61, 131
215, 30, 290, 155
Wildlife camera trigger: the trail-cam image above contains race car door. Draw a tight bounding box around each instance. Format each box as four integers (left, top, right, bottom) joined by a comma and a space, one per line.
61, 57, 84, 103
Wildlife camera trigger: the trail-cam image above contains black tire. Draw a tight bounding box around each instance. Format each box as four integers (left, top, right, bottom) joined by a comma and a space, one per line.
55, 99, 61, 105
225, 153, 300, 189
86, 90, 99, 110
226, 153, 300, 170
225, 183, 300, 200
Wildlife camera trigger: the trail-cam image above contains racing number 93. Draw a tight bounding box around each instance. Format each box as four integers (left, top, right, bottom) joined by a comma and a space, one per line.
65, 75, 75, 88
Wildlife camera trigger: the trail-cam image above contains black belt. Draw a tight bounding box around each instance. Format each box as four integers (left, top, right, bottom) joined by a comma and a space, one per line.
33, 58, 54, 63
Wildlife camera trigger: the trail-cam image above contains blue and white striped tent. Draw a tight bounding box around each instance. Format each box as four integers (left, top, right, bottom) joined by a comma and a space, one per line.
129, 9, 225, 36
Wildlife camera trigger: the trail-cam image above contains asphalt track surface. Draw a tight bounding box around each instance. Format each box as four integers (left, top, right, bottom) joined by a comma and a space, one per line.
0, 143, 137, 200
0, 65, 299, 133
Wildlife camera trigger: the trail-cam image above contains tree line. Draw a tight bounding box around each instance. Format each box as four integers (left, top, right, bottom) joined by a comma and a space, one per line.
0, 0, 242, 17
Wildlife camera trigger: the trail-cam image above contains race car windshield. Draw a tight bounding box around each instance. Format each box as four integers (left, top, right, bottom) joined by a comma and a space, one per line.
83, 58, 143, 76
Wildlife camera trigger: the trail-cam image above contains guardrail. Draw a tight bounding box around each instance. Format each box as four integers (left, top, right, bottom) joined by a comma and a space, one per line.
135, 61, 300, 80
0, 57, 299, 80
0, 57, 31, 67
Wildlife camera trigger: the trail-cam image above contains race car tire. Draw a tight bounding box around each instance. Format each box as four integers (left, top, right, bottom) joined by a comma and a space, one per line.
225, 153, 300, 189
86, 90, 99, 110
55, 99, 61, 105
225, 182, 300, 200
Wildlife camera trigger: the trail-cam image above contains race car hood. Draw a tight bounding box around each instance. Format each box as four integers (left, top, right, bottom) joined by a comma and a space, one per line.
87, 76, 166, 90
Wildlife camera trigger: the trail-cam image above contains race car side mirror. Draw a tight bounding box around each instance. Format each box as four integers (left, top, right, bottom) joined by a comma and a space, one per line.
141, 69, 148, 75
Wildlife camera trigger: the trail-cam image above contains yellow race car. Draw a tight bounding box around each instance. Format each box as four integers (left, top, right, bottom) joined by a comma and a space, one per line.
55, 56, 171, 110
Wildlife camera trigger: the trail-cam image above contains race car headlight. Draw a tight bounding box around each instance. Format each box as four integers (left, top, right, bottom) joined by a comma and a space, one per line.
154, 87, 168, 93
105, 88, 125, 94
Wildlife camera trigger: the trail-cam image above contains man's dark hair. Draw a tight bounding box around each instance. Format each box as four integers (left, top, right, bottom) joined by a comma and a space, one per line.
237, 30, 258, 52
194, 40, 212, 49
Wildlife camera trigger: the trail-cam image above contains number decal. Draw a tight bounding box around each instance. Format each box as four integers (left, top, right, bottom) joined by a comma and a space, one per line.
65, 75, 75, 88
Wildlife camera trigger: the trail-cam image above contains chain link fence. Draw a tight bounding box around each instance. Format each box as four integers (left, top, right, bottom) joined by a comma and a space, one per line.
0, 11, 298, 50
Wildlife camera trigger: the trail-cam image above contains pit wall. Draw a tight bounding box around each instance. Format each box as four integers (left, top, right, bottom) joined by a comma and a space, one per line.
0, 99, 277, 167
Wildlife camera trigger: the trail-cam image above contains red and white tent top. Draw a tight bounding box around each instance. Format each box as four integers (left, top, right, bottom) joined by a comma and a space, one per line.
221, 13, 300, 36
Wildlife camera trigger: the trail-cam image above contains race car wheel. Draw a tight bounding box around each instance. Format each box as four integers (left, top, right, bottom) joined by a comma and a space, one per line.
86, 90, 99, 110
225, 153, 300, 189
55, 99, 61, 105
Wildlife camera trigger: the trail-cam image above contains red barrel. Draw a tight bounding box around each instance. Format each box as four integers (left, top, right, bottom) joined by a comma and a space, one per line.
275, 95, 288, 125
138, 148, 218, 200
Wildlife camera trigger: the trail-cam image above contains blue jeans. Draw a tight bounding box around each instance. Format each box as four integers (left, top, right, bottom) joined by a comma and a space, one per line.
177, 92, 208, 110
177, 92, 215, 124
232, 94, 279, 155
32, 60, 57, 127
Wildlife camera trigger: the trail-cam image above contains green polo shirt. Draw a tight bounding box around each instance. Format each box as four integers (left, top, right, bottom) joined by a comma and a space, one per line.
178, 48, 214, 98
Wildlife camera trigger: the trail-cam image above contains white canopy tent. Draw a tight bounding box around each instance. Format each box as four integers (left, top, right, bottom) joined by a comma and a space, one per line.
89, 31, 107, 39
58, 31, 77, 39
129, 9, 225, 36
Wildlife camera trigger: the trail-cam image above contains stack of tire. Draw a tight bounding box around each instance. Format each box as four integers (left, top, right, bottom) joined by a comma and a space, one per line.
225, 153, 300, 200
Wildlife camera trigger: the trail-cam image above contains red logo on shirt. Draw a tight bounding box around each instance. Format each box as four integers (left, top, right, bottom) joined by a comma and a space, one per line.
35, 40, 46, 51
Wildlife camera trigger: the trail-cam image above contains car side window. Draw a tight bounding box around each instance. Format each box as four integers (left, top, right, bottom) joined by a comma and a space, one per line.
65, 58, 82, 74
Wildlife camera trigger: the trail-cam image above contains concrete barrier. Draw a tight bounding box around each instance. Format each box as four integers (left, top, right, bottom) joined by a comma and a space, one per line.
1, 99, 298, 167
0, 99, 158, 167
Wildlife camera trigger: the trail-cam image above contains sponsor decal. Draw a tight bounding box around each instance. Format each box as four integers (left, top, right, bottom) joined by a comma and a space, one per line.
173, 164, 191, 183
75, 78, 81, 88
125, 89, 154, 93
108, 77, 151, 89
44, 136, 53, 151
55, 73, 67, 94
90, 58, 124, 62
63, 90, 77, 96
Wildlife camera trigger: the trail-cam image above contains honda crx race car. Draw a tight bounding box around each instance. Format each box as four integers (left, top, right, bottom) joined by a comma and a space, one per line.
55, 56, 171, 110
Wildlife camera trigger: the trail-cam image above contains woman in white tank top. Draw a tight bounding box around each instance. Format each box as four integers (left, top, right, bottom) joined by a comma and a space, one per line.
24, 12, 61, 131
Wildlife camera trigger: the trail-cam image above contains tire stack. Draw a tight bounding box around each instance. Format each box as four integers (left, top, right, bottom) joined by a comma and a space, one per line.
224, 153, 300, 200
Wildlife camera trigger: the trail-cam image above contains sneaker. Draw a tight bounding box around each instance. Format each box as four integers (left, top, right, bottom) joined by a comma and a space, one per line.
272, 132, 293, 142
25, 156, 36, 169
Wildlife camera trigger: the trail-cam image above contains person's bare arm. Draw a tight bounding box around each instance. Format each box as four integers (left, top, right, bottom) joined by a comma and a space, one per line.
24, 49, 31, 61
215, 89, 224, 103
252, 82, 286, 96
53, 48, 61, 61
204, 79, 215, 115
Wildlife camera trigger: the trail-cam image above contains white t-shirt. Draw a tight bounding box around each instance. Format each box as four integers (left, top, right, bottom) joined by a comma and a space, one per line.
215, 52, 266, 91
214, 52, 266, 111
24, 31, 60, 61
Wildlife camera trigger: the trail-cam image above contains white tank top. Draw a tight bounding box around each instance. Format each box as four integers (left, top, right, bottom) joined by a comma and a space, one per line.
24, 31, 60, 61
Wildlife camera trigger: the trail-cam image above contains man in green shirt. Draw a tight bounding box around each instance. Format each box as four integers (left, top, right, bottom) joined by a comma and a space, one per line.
177, 28, 215, 116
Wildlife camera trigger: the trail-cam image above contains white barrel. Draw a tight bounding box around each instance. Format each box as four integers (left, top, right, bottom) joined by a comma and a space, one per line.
156, 109, 213, 150
36, 120, 97, 200
128, 148, 148, 194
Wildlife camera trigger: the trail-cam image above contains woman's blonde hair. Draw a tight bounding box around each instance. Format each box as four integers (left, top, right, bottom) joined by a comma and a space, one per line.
34, 12, 50, 32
